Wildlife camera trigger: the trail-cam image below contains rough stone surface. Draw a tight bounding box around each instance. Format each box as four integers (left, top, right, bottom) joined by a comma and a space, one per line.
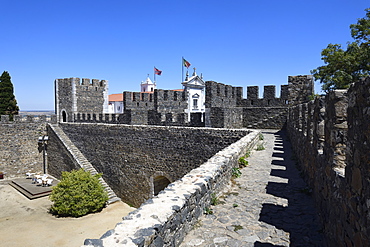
48, 123, 255, 207
82, 129, 260, 246
0, 115, 56, 178
286, 77, 370, 246
180, 130, 325, 247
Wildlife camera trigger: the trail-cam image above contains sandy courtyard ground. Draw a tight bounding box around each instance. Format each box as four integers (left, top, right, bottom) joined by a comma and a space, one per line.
0, 181, 135, 247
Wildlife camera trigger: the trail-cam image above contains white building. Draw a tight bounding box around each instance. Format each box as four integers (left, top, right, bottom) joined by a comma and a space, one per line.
141, 76, 156, 93
182, 68, 206, 122
108, 93, 124, 113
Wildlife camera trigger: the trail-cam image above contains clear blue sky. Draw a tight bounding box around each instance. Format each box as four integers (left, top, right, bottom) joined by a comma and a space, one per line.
1, 0, 369, 110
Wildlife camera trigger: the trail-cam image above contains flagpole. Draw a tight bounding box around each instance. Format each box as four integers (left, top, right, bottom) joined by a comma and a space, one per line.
154, 66, 156, 83
181, 57, 184, 83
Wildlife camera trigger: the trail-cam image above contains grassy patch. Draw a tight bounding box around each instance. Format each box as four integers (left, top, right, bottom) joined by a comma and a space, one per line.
259, 133, 264, 140
238, 156, 249, 168
232, 225, 243, 231
232, 167, 242, 178
210, 193, 220, 206
204, 207, 213, 215
256, 143, 265, 151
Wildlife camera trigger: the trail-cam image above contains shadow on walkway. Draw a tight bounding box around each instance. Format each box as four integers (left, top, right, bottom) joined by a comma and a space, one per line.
257, 130, 326, 247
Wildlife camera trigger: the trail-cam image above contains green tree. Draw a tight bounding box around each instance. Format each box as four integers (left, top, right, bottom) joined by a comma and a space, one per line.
0, 71, 19, 119
49, 169, 108, 217
311, 9, 370, 92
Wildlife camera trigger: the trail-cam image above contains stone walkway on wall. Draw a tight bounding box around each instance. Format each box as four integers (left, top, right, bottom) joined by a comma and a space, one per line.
180, 130, 326, 247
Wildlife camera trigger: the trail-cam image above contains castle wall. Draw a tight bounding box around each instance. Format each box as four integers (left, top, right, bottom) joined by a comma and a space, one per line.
52, 123, 251, 207
55, 77, 108, 122
83, 129, 260, 247
0, 115, 56, 178
55, 75, 313, 129
286, 77, 370, 246
204, 80, 304, 129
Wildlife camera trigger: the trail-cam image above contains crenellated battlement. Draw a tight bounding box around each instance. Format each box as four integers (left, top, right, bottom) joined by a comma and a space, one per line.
55, 77, 107, 87
243, 85, 289, 107
123, 91, 154, 103
55, 75, 314, 129
0, 114, 57, 123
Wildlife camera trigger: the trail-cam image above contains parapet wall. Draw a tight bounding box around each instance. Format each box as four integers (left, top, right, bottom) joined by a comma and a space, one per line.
286, 77, 370, 246
50, 123, 252, 207
83, 129, 260, 247
0, 115, 56, 178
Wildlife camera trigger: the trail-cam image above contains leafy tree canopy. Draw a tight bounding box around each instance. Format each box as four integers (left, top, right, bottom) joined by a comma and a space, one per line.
311, 8, 370, 92
0, 71, 19, 117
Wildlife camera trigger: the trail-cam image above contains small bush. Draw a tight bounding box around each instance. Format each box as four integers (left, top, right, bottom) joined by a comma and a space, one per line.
49, 169, 108, 217
259, 133, 264, 140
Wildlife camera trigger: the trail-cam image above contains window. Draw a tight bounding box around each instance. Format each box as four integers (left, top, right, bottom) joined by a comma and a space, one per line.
193, 99, 198, 109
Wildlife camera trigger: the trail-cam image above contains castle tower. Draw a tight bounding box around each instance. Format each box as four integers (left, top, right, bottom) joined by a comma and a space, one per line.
55, 77, 109, 123
182, 68, 205, 121
141, 76, 156, 93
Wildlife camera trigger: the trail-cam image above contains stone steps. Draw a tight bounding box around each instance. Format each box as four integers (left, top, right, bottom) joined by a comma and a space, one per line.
49, 124, 121, 204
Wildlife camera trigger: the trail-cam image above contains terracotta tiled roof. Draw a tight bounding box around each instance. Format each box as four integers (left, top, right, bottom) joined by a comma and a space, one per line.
109, 93, 123, 102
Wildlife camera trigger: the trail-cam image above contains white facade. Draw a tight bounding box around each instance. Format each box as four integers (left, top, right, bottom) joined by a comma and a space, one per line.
141, 76, 156, 93
107, 93, 124, 114
182, 69, 206, 121
108, 101, 124, 113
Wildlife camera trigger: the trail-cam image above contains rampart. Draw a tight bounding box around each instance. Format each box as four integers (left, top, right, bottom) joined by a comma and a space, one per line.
56, 75, 313, 129
82, 129, 260, 246
0, 115, 57, 178
204, 75, 313, 129
48, 123, 253, 207
286, 77, 370, 246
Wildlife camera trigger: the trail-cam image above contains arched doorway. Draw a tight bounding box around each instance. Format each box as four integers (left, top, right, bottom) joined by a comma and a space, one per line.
153, 175, 171, 196
61, 110, 67, 122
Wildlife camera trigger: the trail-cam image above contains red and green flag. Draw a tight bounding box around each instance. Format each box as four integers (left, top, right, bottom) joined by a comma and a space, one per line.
182, 57, 191, 68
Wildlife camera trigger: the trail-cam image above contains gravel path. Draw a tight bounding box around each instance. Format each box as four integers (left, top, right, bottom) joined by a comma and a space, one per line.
180, 129, 326, 247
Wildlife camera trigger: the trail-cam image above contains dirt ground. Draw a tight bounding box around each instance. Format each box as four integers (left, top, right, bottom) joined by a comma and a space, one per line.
0, 181, 135, 247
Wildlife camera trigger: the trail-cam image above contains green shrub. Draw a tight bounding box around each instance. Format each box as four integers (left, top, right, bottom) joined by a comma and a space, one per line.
49, 169, 108, 217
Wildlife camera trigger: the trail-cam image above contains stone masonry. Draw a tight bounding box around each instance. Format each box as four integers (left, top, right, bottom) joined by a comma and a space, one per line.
0, 115, 56, 178
48, 123, 253, 207
83, 130, 260, 246
287, 77, 370, 246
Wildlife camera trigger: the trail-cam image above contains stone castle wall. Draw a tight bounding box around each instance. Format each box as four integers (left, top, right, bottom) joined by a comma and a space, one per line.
286, 77, 370, 246
55, 77, 108, 122
83, 129, 260, 247
56, 75, 313, 129
0, 115, 56, 178
48, 123, 251, 207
